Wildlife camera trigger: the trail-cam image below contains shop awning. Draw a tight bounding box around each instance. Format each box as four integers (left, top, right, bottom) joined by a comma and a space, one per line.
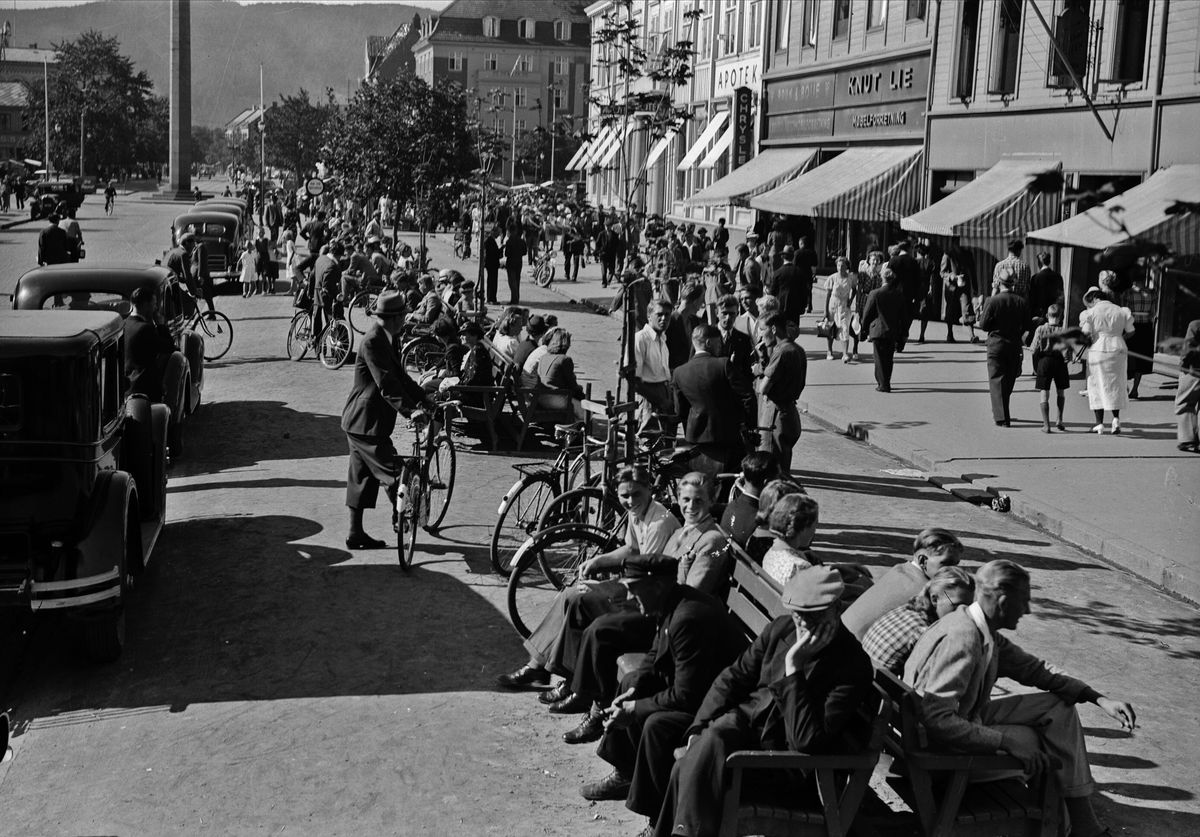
644, 129, 678, 169
902, 158, 1062, 238
1026, 165, 1200, 254
595, 123, 638, 168
564, 139, 593, 172
574, 125, 618, 171
750, 145, 924, 221
697, 124, 735, 170
677, 111, 729, 171
684, 148, 818, 207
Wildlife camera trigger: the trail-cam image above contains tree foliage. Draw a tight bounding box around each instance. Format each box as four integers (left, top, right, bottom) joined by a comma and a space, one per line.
21, 30, 157, 174
264, 88, 337, 182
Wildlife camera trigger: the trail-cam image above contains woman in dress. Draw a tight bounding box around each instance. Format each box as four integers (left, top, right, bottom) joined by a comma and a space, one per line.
283, 230, 297, 292
822, 256, 857, 362
1080, 284, 1135, 434
761, 492, 821, 586
939, 244, 978, 343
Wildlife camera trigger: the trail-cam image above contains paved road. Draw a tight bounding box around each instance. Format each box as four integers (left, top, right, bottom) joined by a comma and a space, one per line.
0, 192, 1197, 835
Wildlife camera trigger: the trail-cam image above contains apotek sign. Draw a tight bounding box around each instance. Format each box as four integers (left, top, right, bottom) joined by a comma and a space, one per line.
714, 58, 761, 98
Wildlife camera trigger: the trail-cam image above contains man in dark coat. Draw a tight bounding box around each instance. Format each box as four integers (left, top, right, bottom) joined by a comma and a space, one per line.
1027, 252, 1063, 323
861, 267, 913, 393
673, 324, 756, 478
887, 240, 922, 350
579, 555, 748, 805
756, 313, 807, 476
483, 226, 502, 304
978, 270, 1031, 426
768, 246, 805, 333
123, 282, 177, 403
645, 566, 876, 837
792, 236, 818, 314
341, 290, 433, 550
714, 294, 755, 381
37, 214, 73, 265
503, 232, 526, 305
720, 452, 778, 547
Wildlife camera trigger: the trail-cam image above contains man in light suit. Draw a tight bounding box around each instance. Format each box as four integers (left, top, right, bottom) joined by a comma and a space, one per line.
341, 290, 434, 550
904, 560, 1137, 837
672, 324, 756, 478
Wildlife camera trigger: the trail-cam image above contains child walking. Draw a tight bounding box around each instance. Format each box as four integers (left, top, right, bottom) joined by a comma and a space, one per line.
238, 241, 256, 298
1031, 303, 1070, 432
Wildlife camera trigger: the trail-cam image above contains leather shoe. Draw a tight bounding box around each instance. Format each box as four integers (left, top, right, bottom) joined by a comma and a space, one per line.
345, 533, 386, 550
580, 770, 632, 801
547, 691, 591, 714
495, 663, 550, 690
538, 680, 572, 705
563, 708, 605, 744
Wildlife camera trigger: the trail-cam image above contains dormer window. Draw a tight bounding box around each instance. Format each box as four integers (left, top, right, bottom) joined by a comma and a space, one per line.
519, 18, 536, 39
483, 16, 500, 37
554, 19, 571, 40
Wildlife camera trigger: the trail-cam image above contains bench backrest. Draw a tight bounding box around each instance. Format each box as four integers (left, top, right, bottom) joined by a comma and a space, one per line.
875, 666, 929, 752
725, 551, 788, 640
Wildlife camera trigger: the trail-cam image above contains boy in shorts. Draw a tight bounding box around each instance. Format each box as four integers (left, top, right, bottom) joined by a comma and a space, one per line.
1031, 304, 1070, 432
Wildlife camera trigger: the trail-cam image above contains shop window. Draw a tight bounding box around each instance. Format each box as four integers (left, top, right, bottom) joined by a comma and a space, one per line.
952, 0, 981, 99
775, 0, 792, 51
483, 16, 500, 38
1048, 0, 1090, 88
832, 0, 852, 40
746, 0, 762, 49
987, 0, 1022, 95
867, 0, 887, 30
906, 0, 928, 21
1102, 0, 1150, 83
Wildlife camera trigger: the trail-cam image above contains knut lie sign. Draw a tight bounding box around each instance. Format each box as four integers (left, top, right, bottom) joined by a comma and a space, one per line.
732, 87, 754, 170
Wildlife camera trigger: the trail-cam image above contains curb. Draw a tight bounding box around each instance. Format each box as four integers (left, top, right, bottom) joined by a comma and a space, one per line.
541, 275, 1198, 606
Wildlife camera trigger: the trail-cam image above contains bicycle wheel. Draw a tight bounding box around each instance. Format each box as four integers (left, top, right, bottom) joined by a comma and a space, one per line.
286, 311, 312, 361
400, 335, 444, 377
506, 524, 619, 639
197, 310, 233, 360
347, 290, 378, 335
397, 471, 421, 571
489, 472, 561, 577
538, 486, 624, 532
318, 318, 353, 369
533, 259, 555, 288
424, 431, 456, 531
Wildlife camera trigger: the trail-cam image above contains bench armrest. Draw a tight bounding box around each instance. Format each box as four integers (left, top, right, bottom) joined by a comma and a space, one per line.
904, 750, 1062, 771
446, 384, 509, 395
725, 749, 879, 771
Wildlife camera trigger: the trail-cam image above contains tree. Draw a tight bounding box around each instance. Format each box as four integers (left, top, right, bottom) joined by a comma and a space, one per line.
191, 125, 228, 167
514, 128, 551, 182
21, 30, 156, 176
264, 88, 337, 184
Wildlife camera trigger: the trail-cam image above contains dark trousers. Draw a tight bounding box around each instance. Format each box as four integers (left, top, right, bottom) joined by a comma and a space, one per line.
600, 258, 616, 287
986, 340, 1023, 423
485, 266, 499, 303
687, 443, 743, 483
571, 609, 656, 704
345, 431, 398, 509
599, 708, 693, 816
506, 266, 522, 304
873, 337, 896, 390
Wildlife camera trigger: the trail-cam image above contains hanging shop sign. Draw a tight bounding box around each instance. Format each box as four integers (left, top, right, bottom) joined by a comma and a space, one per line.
732, 86, 755, 170
714, 58, 761, 98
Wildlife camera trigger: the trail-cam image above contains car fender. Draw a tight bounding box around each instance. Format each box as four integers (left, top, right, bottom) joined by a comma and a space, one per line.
180, 329, 205, 404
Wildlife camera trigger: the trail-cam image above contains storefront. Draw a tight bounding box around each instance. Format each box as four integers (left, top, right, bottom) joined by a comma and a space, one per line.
752, 49, 930, 267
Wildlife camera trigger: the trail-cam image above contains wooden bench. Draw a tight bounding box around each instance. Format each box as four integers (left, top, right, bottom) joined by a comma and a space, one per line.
875, 668, 1061, 837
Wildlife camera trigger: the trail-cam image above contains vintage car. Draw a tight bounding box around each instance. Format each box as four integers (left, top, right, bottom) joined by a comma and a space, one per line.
0, 309, 167, 662
12, 263, 205, 458
195, 198, 250, 229
171, 210, 242, 281
29, 178, 84, 220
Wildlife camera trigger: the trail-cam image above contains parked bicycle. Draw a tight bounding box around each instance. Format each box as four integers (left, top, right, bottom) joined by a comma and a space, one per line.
286, 308, 353, 369
394, 399, 461, 571
186, 306, 233, 361
532, 248, 557, 288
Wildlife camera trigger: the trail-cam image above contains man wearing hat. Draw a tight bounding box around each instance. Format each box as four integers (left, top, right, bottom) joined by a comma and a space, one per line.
644, 566, 875, 837
978, 268, 1031, 426
340, 290, 434, 550
769, 246, 805, 334
579, 554, 747, 805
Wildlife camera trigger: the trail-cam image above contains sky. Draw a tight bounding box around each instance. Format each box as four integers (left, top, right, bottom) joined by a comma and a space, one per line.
5, 0, 454, 9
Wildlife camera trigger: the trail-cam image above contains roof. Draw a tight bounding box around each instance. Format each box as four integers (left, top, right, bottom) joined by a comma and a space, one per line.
0, 309, 121, 359
1026, 165, 1200, 254
366, 35, 388, 60
224, 107, 263, 131
439, 0, 589, 20
417, 0, 591, 49
902, 158, 1062, 238
13, 264, 174, 311
1, 46, 59, 64
0, 82, 29, 109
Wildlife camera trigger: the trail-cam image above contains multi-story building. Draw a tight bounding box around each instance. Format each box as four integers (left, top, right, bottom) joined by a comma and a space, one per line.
0, 82, 29, 164
411, 0, 591, 183
0, 44, 60, 86
0, 43, 60, 170
365, 16, 420, 83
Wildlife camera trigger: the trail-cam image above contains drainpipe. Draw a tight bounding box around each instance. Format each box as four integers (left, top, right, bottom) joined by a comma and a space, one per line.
921, 0, 942, 208
1148, 0, 1169, 172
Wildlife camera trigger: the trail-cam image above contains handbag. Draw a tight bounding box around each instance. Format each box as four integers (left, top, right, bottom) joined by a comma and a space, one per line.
815, 317, 837, 339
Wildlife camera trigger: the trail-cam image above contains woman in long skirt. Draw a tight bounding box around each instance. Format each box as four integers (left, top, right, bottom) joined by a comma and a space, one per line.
1080, 285, 1135, 434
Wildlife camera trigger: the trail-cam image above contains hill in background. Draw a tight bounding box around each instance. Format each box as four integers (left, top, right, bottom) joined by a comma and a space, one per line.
4, 0, 425, 126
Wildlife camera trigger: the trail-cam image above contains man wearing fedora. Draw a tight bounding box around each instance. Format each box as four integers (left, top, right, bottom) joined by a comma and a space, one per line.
645, 566, 876, 837
341, 290, 434, 550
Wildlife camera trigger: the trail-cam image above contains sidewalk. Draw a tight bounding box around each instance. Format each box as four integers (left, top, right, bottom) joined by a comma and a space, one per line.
539, 257, 1200, 604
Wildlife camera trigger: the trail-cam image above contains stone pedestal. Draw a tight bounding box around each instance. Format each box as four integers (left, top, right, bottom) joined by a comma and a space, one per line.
168, 0, 191, 197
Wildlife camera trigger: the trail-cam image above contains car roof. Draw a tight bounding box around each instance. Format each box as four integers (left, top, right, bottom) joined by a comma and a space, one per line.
12, 263, 174, 308
0, 309, 122, 358
174, 210, 240, 227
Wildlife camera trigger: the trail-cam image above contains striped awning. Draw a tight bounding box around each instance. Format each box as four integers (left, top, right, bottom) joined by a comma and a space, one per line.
677, 111, 730, 171
575, 125, 618, 170
1027, 165, 1200, 254
595, 123, 638, 168
564, 139, 593, 172
645, 129, 678, 168
684, 148, 818, 207
902, 158, 1063, 238
697, 124, 735, 170
750, 145, 924, 221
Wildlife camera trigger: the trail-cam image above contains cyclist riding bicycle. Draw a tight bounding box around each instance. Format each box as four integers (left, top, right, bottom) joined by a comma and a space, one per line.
104, 182, 117, 214
310, 241, 344, 342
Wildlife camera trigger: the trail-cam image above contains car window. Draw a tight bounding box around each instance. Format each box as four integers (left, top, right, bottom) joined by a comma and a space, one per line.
203, 223, 227, 236
42, 291, 133, 318
100, 344, 121, 428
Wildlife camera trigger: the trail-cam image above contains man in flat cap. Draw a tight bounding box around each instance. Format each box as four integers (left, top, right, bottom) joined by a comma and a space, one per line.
579, 554, 748, 807
644, 566, 876, 837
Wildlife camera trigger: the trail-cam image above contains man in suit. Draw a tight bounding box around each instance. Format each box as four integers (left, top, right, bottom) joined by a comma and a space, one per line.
483, 226, 502, 304
646, 566, 876, 837
341, 290, 434, 550
978, 270, 1031, 426
768, 246, 805, 334
580, 554, 748, 806
1027, 252, 1063, 322
714, 294, 754, 381
673, 325, 756, 478
665, 282, 705, 371
861, 267, 913, 393
719, 452, 778, 546
756, 312, 807, 476
887, 240, 921, 350
905, 560, 1136, 837
731, 243, 762, 290
37, 214, 74, 266
792, 236, 818, 314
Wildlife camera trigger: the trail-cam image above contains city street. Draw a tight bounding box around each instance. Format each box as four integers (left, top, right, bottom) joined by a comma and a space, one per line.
0, 192, 1198, 835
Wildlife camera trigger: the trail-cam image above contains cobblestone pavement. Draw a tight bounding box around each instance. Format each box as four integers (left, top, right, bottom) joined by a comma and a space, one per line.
0, 190, 1197, 835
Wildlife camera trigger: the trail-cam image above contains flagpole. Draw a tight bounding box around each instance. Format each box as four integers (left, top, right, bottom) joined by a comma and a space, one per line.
43, 59, 49, 179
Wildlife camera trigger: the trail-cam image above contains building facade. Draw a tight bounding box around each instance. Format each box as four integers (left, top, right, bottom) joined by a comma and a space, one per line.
365, 16, 420, 83
0, 44, 60, 169
412, 0, 591, 183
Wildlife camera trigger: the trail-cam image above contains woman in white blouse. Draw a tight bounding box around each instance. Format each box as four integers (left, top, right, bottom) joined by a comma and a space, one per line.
1080, 282, 1135, 435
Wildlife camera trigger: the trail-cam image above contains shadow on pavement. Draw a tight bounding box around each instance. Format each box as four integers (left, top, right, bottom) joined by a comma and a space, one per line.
167, 476, 346, 494
1034, 597, 1200, 662
796, 469, 954, 503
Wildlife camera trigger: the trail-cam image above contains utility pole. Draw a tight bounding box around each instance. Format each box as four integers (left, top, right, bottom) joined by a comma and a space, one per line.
259, 62, 265, 228
548, 82, 556, 182
42, 59, 49, 179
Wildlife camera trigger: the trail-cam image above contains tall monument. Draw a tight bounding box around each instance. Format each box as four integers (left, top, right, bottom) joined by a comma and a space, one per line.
168, 0, 191, 196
